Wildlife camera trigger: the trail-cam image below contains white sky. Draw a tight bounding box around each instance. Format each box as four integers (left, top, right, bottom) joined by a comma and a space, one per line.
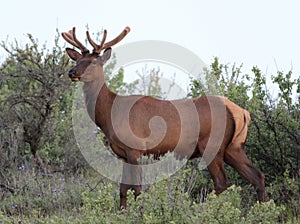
1, 0, 299, 84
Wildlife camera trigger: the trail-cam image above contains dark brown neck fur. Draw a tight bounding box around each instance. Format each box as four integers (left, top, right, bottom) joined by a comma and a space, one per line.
82, 77, 116, 135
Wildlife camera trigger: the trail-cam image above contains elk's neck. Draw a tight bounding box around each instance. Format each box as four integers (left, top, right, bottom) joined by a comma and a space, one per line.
82, 78, 116, 133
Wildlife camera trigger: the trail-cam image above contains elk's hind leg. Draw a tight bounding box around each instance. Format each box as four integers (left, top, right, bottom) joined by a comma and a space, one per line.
198, 138, 230, 195
206, 156, 231, 195
197, 140, 230, 196
224, 143, 267, 202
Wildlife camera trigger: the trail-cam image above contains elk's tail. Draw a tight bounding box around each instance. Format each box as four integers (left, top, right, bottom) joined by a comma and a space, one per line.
225, 99, 251, 145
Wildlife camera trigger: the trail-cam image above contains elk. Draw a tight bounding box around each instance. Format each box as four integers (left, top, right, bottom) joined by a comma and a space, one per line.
62, 26, 267, 209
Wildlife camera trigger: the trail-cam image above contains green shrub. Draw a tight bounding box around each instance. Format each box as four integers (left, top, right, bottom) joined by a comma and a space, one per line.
267, 169, 300, 221
77, 171, 284, 224
194, 186, 242, 224
243, 200, 284, 224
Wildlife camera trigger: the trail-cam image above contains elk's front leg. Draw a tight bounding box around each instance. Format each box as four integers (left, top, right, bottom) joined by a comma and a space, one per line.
120, 182, 130, 210
120, 151, 142, 209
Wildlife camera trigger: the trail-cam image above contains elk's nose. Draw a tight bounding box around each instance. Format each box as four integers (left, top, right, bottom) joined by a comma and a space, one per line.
68, 69, 76, 78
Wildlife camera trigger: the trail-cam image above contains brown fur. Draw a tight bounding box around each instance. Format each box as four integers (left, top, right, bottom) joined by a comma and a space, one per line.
62, 27, 267, 209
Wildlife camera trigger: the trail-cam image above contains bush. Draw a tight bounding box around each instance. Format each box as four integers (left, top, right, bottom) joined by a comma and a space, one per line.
243, 200, 284, 224
77, 171, 284, 224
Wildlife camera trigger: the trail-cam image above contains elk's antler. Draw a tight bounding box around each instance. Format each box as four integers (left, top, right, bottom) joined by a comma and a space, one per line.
62, 26, 130, 55
62, 27, 89, 54
87, 26, 131, 54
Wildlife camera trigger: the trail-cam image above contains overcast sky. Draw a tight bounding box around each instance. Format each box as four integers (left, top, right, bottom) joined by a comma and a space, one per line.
1, 0, 299, 84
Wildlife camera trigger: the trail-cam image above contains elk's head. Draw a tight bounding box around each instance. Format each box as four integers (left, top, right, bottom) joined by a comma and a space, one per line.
62, 26, 130, 82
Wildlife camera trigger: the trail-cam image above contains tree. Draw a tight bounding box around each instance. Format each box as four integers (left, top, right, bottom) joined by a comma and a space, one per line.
0, 31, 129, 173
130, 65, 177, 99
0, 34, 71, 170
103, 53, 138, 95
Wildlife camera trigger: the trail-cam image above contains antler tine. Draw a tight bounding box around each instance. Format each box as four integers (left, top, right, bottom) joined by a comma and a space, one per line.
103, 26, 130, 50
71, 27, 89, 53
99, 30, 108, 51
86, 29, 107, 54
62, 31, 78, 48
86, 26, 130, 54
61, 27, 89, 53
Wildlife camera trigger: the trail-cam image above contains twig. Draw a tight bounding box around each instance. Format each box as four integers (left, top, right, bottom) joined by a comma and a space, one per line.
0, 184, 15, 194
86, 179, 104, 192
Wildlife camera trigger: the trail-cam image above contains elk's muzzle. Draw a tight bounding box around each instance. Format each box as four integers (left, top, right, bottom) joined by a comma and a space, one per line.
68, 69, 80, 81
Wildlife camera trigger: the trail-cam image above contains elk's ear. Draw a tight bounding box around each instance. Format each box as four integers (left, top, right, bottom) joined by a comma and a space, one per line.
66, 48, 82, 61
101, 48, 112, 64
